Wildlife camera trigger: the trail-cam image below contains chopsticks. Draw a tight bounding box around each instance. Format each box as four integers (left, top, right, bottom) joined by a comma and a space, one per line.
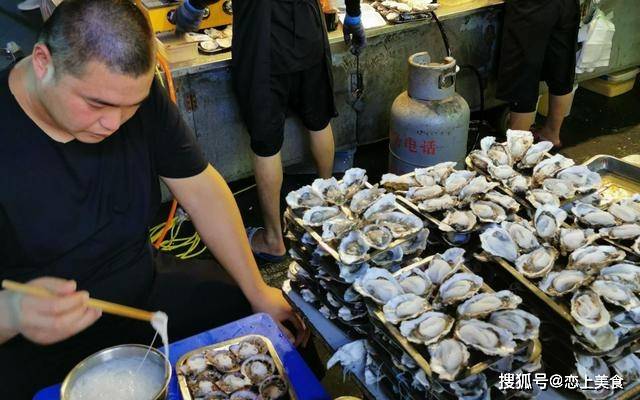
1, 279, 155, 322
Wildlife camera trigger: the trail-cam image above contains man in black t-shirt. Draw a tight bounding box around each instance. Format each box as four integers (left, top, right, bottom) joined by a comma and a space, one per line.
0, 0, 304, 397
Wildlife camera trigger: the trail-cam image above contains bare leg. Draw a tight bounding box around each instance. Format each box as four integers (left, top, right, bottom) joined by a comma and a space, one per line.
308, 123, 335, 178
250, 152, 286, 256
508, 111, 537, 131
535, 92, 573, 147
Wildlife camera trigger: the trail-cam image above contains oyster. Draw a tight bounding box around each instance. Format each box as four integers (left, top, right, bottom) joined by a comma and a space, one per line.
363, 193, 397, 220
575, 355, 613, 400
574, 325, 618, 352
353, 268, 404, 304
518, 141, 553, 169
468, 150, 493, 172
338, 306, 366, 322
484, 190, 520, 213
400, 228, 429, 255
450, 374, 489, 400
206, 349, 240, 373
480, 136, 512, 166
441, 209, 478, 232
338, 230, 370, 265
443, 170, 476, 195
490, 309, 540, 341
285, 185, 324, 209
240, 355, 275, 384
350, 185, 385, 214
424, 247, 465, 285
340, 167, 368, 199
258, 375, 288, 400
397, 268, 433, 296
362, 224, 393, 250
600, 224, 640, 240
338, 262, 369, 283
571, 202, 617, 228
480, 226, 519, 263
230, 390, 258, 400
457, 290, 522, 319
568, 245, 626, 274
534, 205, 567, 240
559, 228, 599, 256
515, 245, 558, 278
459, 176, 500, 202
608, 203, 640, 224
539, 270, 591, 297
405, 185, 444, 202
600, 263, 640, 292
488, 163, 518, 182
182, 353, 207, 376
506, 174, 530, 194
506, 130, 534, 162
526, 189, 561, 208
455, 319, 516, 356
591, 279, 640, 311
375, 212, 423, 238
312, 177, 346, 205
229, 337, 267, 361
370, 245, 403, 267
532, 153, 575, 185
216, 372, 252, 394
428, 339, 470, 381
302, 206, 341, 227
571, 289, 610, 329
383, 293, 431, 324
437, 273, 484, 306
612, 354, 640, 384
501, 221, 540, 253
321, 217, 356, 242
416, 161, 457, 185
542, 178, 576, 199
470, 200, 507, 223
557, 165, 602, 193
380, 173, 418, 191
418, 194, 458, 213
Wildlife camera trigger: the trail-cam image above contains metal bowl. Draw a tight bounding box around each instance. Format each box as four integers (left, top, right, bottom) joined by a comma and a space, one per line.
60, 344, 171, 400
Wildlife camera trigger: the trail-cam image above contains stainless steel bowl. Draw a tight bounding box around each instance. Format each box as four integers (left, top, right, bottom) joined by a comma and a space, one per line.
60, 344, 171, 400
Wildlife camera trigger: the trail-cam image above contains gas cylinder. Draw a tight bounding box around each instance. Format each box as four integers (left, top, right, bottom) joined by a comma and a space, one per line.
389, 52, 470, 174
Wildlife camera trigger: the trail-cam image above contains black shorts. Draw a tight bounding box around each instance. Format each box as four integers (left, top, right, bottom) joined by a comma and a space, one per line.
496, 0, 580, 113
249, 60, 337, 157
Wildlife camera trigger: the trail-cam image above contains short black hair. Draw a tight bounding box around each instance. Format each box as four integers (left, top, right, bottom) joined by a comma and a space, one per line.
38, 0, 155, 78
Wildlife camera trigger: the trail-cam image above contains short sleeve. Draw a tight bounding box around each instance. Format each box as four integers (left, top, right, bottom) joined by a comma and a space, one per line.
146, 79, 208, 178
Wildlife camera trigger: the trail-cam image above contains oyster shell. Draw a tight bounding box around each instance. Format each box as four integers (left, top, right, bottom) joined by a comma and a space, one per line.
424, 247, 465, 285
457, 290, 522, 319
418, 194, 458, 213
321, 217, 356, 242
340, 167, 368, 199
285, 185, 324, 209
399, 311, 454, 345
539, 270, 591, 297
600, 224, 640, 240
216, 372, 252, 394
443, 170, 476, 195
490, 309, 540, 341
375, 212, 423, 238
506, 129, 534, 162
459, 176, 500, 202
612, 354, 640, 384
532, 153, 575, 185
455, 319, 516, 356
312, 177, 346, 205
338, 306, 365, 322
526, 189, 561, 208
437, 273, 484, 306
350, 185, 385, 214
229, 337, 268, 361
574, 325, 618, 352
575, 355, 613, 400
600, 263, 640, 292
484, 190, 520, 213
556, 165, 602, 193
559, 228, 599, 256
571, 202, 617, 228
230, 390, 258, 400
405, 185, 444, 202
428, 339, 470, 381
338, 230, 370, 265
468, 150, 493, 172
515, 245, 558, 278
470, 200, 507, 223
362, 224, 393, 250
363, 193, 397, 220
240, 355, 275, 384
571, 289, 610, 329
353, 268, 404, 304
338, 262, 369, 283
506, 174, 530, 194
370, 245, 404, 267
534, 205, 567, 240
518, 141, 553, 169
501, 221, 540, 253
542, 178, 576, 199
415, 161, 457, 185
183, 353, 208, 376
591, 279, 640, 311
480, 136, 512, 166
450, 373, 489, 400
608, 203, 640, 224
488, 163, 518, 182
568, 245, 626, 275
380, 173, 418, 191
397, 268, 433, 296
480, 226, 519, 263
258, 375, 288, 400
206, 349, 240, 373
383, 293, 431, 324
400, 228, 429, 255
441, 209, 478, 232
302, 206, 342, 227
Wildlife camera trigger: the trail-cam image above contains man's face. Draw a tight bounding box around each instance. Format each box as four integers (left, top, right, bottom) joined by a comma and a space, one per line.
39, 60, 155, 144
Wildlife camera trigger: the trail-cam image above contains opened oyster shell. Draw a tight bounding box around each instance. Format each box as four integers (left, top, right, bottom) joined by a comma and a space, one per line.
370, 245, 404, 267
230, 390, 258, 400
506, 174, 530, 194
206, 349, 240, 373
312, 177, 346, 205
481, 136, 512, 166
443, 170, 476, 195
418, 194, 458, 213
338, 261, 369, 283
556, 165, 601, 193
490, 309, 540, 341
350, 185, 385, 214
302, 206, 341, 227
480, 226, 519, 263
539, 270, 592, 297
506, 130, 534, 162
229, 337, 268, 361
515, 245, 558, 279
437, 273, 484, 306
338, 230, 370, 265
415, 161, 457, 185
488, 163, 518, 182
526, 189, 561, 208
400, 311, 454, 346
610, 198, 640, 223
532, 153, 575, 185
363, 193, 397, 220
574, 325, 618, 353
321, 217, 356, 242
375, 212, 423, 238
459, 176, 500, 202
285, 185, 324, 209
353, 268, 404, 304
457, 290, 522, 319
240, 355, 275, 384
484, 190, 520, 213
362, 224, 393, 250
340, 167, 368, 199
571, 289, 610, 329
567, 245, 626, 275
400, 228, 429, 255
534, 205, 567, 240
441, 209, 478, 232
591, 279, 640, 311
542, 178, 576, 199
216, 372, 252, 394
380, 173, 418, 191
518, 141, 553, 169
428, 338, 470, 381
424, 247, 465, 285
383, 293, 431, 324
600, 224, 640, 240
258, 375, 288, 400
397, 268, 433, 297
571, 202, 617, 228
575, 355, 613, 400
405, 185, 444, 202
501, 221, 540, 253
469, 150, 493, 172
470, 200, 507, 223
559, 228, 599, 256
600, 263, 640, 292
455, 319, 516, 356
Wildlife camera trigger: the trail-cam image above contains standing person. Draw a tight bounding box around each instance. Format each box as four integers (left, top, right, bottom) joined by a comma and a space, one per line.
496, 0, 580, 148
173, 0, 366, 262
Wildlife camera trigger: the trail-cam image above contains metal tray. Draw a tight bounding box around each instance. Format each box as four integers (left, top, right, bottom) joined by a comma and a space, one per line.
175, 334, 296, 400
583, 155, 640, 201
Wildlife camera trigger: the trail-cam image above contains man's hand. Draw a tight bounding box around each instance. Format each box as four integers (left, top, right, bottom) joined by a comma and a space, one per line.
343, 14, 366, 55
10, 277, 102, 345
171, 0, 206, 33
249, 285, 309, 347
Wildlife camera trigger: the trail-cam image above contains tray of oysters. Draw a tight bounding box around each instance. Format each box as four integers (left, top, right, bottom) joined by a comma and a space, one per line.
351, 248, 542, 384
176, 335, 293, 400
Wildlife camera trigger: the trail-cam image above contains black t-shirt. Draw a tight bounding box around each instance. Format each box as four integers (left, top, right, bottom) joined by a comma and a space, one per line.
0, 66, 208, 307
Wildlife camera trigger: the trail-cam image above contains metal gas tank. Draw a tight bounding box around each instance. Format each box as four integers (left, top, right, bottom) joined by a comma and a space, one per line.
389, 52, 470, 174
